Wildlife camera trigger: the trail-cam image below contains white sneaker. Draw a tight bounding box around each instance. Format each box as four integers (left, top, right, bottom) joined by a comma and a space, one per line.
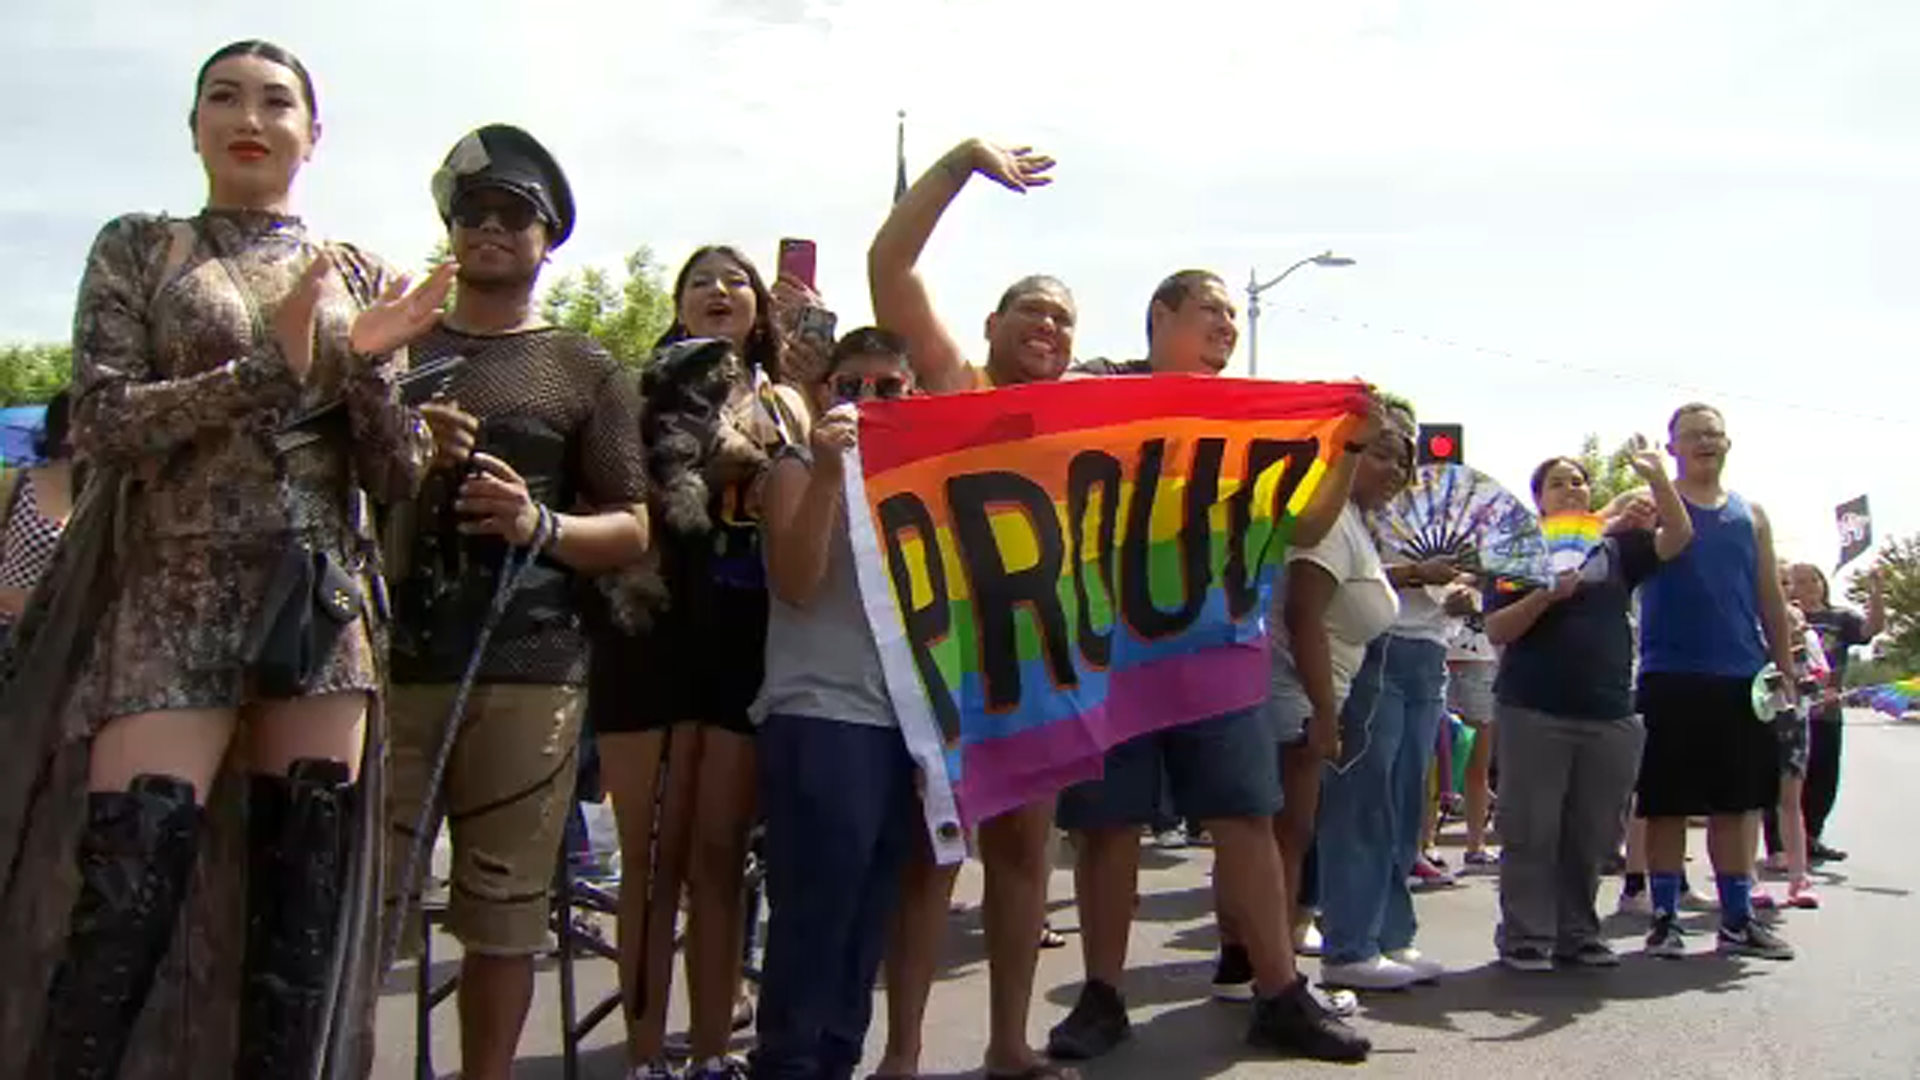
1616, 890, 1652, 916
1320, 955, 1420, 991
1384, 947, 1446, 982
1310, 984, 1361, 1017
1295, 921, 1324, 957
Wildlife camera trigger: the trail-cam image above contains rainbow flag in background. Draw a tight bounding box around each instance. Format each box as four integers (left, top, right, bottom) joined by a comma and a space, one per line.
843, 375, 1369, 863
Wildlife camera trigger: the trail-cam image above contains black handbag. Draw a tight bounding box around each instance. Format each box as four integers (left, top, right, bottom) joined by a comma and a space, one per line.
215, 247, 372, 699
244, 544, 366, 699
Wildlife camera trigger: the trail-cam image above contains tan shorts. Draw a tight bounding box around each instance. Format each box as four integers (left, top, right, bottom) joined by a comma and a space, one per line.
385, 683, 584, 956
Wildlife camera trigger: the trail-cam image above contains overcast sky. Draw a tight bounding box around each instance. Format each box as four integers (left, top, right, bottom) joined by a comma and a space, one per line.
4, 0, 1914, 577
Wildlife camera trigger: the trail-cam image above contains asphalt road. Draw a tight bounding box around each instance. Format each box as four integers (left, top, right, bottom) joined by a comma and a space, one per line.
372, 709, 1920, 1079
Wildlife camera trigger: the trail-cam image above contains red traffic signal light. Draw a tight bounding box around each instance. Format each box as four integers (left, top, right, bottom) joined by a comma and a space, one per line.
1418, 423, 1463, 465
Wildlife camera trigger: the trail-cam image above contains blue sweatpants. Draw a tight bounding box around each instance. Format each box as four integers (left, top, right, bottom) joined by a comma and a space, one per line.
750, 714, 918, 1080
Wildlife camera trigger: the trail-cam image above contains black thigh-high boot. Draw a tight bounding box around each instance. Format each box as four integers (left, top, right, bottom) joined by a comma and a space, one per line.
32, 774, 203, 1080
234, 758, 355, 1079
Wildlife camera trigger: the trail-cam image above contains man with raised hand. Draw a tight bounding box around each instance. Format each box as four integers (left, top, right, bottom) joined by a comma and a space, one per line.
865, 136, 1078, 1080
1635, 402, 1798, 961
871, 137, 1075, 393
1046, 270, 1373, 1065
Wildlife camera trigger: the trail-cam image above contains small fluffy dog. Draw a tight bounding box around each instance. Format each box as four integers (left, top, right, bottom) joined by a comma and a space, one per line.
602, 336, 774, 632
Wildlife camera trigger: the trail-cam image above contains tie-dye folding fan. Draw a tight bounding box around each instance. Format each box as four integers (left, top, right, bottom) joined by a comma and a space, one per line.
1369, 464, 1546, 585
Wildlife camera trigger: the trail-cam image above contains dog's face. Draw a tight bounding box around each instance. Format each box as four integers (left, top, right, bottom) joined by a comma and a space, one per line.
644, 337, 738, 403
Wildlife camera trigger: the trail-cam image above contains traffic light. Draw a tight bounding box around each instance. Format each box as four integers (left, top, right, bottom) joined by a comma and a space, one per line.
1418, 423, 1463, 465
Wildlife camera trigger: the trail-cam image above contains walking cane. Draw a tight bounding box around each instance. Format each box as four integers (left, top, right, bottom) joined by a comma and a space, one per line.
380, 509, 558, 975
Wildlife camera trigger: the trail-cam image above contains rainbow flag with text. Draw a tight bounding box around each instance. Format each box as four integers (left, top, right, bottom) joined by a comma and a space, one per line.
843, 376, 1368, 863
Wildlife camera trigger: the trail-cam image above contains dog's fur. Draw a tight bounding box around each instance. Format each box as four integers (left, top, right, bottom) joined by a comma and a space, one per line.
601, 337, 773, 633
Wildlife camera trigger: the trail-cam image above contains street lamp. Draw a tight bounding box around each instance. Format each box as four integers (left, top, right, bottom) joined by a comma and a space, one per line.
1246, 250, 1355, 378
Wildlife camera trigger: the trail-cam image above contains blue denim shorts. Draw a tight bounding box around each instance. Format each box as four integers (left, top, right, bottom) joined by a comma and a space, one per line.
1055, 708, 1282, 830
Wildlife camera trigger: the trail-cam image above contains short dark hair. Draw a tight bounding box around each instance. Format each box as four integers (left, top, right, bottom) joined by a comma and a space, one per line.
1529, 455, 1589, 500
194, 40, 318, 124
34, 390, 70, 461
1146, 269, 1226, 341
996, 275, 1073, 315
824, 326, 909, 376
1667, 401, 1722, 438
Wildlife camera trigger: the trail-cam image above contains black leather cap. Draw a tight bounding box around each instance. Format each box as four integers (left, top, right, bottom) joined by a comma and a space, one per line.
431, 124, 576, 247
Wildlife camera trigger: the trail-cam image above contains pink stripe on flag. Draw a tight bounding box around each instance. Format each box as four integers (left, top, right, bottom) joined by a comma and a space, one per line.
954, 642, 1271, 826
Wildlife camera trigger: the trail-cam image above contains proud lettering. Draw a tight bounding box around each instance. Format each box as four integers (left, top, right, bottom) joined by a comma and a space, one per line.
876, 436, 1319, 718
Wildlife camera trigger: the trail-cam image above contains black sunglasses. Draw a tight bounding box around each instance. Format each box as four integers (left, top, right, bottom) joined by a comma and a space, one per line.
451, 192, 542, 232
831, 373, 909, 402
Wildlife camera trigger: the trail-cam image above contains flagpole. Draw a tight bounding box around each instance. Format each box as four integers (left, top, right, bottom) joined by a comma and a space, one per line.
894, 110, 908, 203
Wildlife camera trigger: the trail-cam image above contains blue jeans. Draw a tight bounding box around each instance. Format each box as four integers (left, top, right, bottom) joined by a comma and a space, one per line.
1317, 634, 1447, 966
751, 715, 917, 1080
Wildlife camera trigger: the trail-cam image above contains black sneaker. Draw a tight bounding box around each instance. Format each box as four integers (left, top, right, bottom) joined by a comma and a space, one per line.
1645, 913, 1687, 959
1717, 919, 1795, 960
1809, 840, 1849, 864
1046, 979, 1131, 1061
1246, 976, 1371, 1063
1211, 944, 1255, 1002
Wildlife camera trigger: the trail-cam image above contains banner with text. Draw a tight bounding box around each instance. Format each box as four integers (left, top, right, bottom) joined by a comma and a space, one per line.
844, 376, 1368, 863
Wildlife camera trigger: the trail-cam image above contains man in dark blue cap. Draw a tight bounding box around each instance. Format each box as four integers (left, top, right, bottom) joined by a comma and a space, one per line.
387, 124, 652, 1080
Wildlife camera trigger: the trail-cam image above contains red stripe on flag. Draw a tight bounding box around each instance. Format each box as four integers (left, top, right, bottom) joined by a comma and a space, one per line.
857, 375, 1369, 474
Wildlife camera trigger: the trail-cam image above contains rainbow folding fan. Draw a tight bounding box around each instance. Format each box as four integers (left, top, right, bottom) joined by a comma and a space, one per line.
1541, 512, 1605, 573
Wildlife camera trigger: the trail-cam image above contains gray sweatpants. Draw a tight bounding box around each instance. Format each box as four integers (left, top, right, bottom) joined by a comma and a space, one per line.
1494, 704, 1645, 954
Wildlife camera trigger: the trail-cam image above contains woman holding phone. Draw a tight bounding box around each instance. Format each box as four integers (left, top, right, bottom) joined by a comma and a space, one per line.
0, 39, 447, 1078
591, 245, 811, 1080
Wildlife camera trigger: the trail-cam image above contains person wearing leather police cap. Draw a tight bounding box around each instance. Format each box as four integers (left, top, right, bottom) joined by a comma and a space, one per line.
388, 123, 651, 1080
432, 122, 577, 250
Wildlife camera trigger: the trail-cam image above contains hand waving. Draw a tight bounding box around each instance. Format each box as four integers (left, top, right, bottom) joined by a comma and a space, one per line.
348, 262, 458, 357
968, 141, 1056, 193
1624, 433, 1668, 484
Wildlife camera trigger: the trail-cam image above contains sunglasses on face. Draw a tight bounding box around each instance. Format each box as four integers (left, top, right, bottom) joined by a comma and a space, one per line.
451, 192, 542, 232
831, 373, 909, 402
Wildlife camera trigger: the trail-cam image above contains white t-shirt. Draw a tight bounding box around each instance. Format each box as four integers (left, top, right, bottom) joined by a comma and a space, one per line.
1272, 503, 1401, 714
1388, 582, 1454, 643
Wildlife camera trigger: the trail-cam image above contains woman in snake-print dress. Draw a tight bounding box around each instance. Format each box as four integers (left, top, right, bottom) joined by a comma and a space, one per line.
0, 40, 449, 1079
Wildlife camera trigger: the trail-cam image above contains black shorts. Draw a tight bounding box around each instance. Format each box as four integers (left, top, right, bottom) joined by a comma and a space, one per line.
1634, 672, 1780, 817
588, 584, 767, 737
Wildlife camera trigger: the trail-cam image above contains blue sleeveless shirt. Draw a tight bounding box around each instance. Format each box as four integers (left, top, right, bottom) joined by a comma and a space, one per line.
1639, 491, 1767, 678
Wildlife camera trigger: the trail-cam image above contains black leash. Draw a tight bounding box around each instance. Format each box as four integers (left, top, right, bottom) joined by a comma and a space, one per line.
379, 508, 558, 974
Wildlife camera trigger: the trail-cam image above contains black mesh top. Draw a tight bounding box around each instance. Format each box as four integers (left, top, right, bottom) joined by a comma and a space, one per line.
389, 324, 646, 686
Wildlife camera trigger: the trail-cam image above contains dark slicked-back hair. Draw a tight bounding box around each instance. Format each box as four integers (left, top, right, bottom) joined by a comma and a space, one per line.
1667, 401, 1722, 438
1146, 269, 1226, 341
825, 326, 910, 376
193, 40, 318, 125
35, 391, 71, 461
996, 274, 1074, 315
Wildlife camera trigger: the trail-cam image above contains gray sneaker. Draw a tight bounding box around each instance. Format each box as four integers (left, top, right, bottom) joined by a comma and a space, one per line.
1717, 920, 1795, 960
1645, 914, 1687, 959
1555, 942, 1621, 968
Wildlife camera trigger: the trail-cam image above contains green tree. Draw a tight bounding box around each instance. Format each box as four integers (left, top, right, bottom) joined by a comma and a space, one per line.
541, 247, 675, 369
1848, 535, 1920, 674
1576, 433, 1644, 509
0, 343, 73, 405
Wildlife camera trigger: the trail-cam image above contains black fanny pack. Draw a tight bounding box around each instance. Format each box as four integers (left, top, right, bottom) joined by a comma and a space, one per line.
244, 544, 366, 699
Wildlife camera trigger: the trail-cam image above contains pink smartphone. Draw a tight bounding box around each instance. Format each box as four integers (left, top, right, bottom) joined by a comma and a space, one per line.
777, 238, 817, 290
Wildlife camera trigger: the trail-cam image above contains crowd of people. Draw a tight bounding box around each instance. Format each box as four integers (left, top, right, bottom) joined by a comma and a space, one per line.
0, 38, 1889, 1080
